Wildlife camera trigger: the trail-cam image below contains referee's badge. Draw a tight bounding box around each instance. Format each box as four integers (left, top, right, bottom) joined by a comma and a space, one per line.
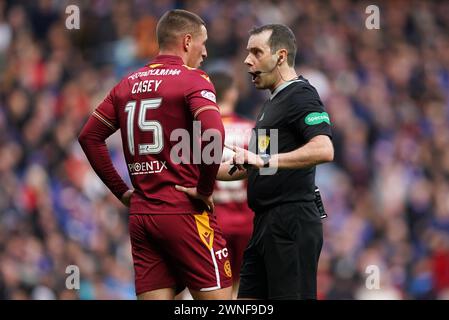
258, 135, 270, 153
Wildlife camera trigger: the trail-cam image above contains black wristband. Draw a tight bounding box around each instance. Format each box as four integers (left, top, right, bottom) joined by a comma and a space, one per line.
260, 154, 271, 168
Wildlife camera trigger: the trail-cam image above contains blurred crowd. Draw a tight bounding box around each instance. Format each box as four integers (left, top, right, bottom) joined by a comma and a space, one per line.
1, 0, 449, 300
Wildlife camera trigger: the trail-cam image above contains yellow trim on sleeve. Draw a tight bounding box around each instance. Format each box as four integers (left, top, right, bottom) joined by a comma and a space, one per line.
194, 106, 220, 119
92, 111, 116, 130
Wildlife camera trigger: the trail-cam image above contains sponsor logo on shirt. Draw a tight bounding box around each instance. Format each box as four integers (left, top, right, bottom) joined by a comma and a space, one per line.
200, 90, 216, 103
305, 112, 331, 125
128, 161, 167, 175
128, 69, 180, 80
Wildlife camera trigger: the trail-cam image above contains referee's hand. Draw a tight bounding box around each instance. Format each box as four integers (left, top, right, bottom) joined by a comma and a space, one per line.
175, 185, 215, 213
225, 144, 264, 168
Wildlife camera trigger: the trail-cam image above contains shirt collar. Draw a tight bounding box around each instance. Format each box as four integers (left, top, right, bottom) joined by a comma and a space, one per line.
150, 55, 184, 65
269, 77, 306, 100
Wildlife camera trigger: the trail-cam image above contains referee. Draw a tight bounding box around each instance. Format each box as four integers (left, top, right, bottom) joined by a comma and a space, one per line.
216, 24, 333, 299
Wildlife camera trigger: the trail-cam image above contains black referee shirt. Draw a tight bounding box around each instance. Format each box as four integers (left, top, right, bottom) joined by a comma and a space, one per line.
247, 76, 332, 213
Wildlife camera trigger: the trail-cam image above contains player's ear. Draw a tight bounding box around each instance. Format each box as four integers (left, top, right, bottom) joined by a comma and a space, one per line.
183, 34, 192, 52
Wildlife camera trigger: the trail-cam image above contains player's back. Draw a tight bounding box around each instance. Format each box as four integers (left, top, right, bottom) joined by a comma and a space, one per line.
106, 55, 218, 214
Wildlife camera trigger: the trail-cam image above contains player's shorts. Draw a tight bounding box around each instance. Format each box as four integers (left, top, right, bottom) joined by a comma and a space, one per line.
128, 211, 233, 295
215, 207, 253, 280
238, 202, 323, 300
222, 232, 251, 281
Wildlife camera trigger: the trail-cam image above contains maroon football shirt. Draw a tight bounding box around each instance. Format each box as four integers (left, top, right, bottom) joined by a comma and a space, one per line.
80, 55, 224, 214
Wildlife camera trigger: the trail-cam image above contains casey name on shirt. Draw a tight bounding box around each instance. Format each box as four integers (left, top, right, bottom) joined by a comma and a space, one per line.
131, 79, 162, 94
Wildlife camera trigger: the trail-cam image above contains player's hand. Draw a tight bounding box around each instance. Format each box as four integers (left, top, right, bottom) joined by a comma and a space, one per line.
120, 189, 134, 207
225, 144, 264, 168
175, 185, 215, 212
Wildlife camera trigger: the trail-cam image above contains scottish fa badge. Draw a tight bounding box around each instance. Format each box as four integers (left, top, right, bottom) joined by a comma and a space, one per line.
258, 135, 270, 154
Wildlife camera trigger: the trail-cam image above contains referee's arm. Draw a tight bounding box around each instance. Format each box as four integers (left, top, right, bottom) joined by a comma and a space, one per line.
267, 135, 333, 169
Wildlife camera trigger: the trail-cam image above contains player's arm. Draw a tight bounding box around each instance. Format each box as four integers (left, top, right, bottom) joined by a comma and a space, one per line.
182, 71, 227, 196
78, 93, 132, 207
175, 70, 228, 210
175, 107, 224, 212
195, 108, 225, 196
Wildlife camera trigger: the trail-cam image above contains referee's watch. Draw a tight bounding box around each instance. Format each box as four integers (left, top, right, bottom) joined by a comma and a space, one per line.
259, 154, 271, 168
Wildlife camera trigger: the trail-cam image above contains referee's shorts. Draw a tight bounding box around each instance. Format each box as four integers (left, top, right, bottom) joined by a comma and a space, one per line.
238, 202, 323, 300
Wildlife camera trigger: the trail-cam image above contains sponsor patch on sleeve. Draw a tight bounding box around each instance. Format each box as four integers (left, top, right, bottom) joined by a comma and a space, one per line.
305, 112, 331, 125
200, 90, 216, 103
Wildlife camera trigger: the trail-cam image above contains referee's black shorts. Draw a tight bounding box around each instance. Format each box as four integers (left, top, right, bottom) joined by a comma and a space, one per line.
238, 201, 323, 300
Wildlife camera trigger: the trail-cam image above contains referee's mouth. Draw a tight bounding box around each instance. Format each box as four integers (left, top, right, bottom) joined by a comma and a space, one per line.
248, 71, 259, 82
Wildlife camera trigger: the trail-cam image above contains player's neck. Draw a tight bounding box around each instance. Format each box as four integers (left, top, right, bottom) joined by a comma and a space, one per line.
158, 49, 188, 64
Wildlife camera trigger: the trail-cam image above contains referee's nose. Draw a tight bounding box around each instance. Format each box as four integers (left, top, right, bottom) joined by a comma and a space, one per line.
244, 54, 253, 67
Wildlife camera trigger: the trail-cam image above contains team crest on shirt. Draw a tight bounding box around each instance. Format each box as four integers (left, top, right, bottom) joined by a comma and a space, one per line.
200, 90, 216, 103
224, 260, 232, 278
258, 135, 270, 153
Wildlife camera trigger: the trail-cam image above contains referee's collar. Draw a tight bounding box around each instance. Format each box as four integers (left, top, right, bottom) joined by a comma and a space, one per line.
270, 76, 306, 100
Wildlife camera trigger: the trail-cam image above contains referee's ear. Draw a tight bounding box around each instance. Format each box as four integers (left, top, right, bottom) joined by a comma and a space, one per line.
276, 49, 288, 65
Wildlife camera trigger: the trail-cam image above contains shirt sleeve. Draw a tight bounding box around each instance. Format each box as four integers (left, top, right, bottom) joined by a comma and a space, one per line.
184, 71, 220, 118
92, 87, 119, 130
195, 109, 225, 196
78, 86, 129, 201
288, 85, 332, 142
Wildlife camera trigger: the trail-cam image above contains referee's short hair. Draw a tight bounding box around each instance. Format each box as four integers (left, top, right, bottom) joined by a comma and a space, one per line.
249, 24, 297, 67
157, 9, 205, 49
